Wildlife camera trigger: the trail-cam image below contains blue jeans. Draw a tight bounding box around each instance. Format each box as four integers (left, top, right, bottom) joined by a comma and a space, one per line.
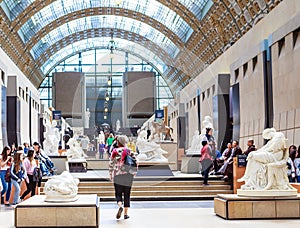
11, 179, 21, 204
297, 176, 300, 183
0, 170, 12, 202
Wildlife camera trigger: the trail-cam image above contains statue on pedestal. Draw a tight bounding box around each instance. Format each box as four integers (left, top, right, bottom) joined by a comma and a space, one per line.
186, 130, 201, 154
136, 130, 168, 162
186, 116, 214, 155
116, 119, 121, 132
65, 138, 87, 161
44, 171, 79, 202
150, 121, 173, 141
238, 128, 297, 196
85, 108, 90, 129
43, 118, 60, 156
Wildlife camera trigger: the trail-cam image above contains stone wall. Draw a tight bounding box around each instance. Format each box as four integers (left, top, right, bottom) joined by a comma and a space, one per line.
169, 0, 300, 151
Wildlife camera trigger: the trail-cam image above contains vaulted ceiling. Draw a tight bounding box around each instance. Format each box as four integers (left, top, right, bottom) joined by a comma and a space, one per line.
0, 0, 283, 94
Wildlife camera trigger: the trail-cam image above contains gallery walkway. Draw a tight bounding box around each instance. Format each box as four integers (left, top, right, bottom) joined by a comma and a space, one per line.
1, 201, 299, 228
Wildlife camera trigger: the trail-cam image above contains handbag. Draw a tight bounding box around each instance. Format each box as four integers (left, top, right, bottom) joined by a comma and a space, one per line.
123, 149, 137, 174
5, 167, 11, 182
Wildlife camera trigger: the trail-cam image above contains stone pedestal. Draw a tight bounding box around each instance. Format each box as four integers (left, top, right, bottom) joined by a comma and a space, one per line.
159, 142, 178, 170
180, 155, 201, 174
50, 156, 68, 174
136, 162, 175, 176
214, 194, 300, 220
15, 194, 99, 227
68, 159, 87, 172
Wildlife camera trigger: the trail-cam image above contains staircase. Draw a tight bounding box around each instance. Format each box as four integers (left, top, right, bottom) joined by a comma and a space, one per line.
40, 176, 232, 201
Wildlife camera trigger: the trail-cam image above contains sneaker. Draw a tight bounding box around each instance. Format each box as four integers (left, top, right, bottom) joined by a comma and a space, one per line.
202, 183, 209, 186
116, 207, 123, 219
124, 215, 130, 219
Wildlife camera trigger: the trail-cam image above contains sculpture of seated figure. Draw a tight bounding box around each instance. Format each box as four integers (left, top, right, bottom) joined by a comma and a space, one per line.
43, 118, 60, 156
136, 130, 168, 162
238, 128, 296, 194
186, 116, 214, 155
44, 171, 79, 202
186, 130, 201, 154
65, 138, 87, 161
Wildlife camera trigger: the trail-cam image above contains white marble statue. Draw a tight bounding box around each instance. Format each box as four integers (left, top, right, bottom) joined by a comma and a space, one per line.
85, 108, 90, 128
44, 171, 79, 202
201, 116, 213, 135
116, 119, 121, 132
186, 130, 201, 154
186, 116, 214, 155
98, 131, 105, 144
65, 138, 87, 161
43, 118, 60, 156
238, 128, 297, 196
136, 130, 168, 162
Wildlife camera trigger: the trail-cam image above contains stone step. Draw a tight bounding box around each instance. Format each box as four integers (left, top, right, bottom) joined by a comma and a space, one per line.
40, 189, 233, 197
40, 184, 230, 192
40, 180, 228, 187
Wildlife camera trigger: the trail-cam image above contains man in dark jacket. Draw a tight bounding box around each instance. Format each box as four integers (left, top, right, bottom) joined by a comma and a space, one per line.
243, 138, 256, 156
223, 141, 242, 182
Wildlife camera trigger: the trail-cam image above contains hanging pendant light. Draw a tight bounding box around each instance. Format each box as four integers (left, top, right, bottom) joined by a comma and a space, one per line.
114, 0, 122, 6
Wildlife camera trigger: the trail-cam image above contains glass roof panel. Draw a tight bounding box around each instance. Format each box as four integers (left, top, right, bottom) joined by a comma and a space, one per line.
17, 0, 192, 44
41, 37, 166, 75
177, 0, 211, 20
31, 15, 178, 59
0, 0, 34, 20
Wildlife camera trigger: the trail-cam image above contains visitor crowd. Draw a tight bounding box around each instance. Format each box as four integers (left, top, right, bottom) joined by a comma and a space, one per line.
205, 137, 300, 185
0, 142, 55, 206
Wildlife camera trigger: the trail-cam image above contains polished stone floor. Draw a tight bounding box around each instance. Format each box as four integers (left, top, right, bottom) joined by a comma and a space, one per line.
1, 201, 299, 228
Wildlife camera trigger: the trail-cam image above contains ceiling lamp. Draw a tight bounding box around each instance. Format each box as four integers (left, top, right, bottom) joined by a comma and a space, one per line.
107, 78, 112, 86
105, 96, 110, 101
114, 0, 122, 6
104, 115, 107, 120
107, 32, 117, 56
104, 107, 108, 112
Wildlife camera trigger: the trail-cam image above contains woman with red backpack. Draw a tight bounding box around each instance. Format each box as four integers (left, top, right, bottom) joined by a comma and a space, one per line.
109, 135, 137, 220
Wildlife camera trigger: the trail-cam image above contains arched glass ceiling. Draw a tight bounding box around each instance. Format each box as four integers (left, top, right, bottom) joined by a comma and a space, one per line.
31, 15, 178, 59
16, 0, 192, 44
178, 0, 211, 20
41, 37, 168, 75
1, 0, 210, 23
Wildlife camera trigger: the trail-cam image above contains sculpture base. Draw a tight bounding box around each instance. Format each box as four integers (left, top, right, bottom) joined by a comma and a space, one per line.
68, 160, 87, 173
181, 155, 201, 174
237, 189, 298, 197
15, 194, 99, 227
136, 162, 175, 176
215, 194, 300, 220
44, 195, 79, 203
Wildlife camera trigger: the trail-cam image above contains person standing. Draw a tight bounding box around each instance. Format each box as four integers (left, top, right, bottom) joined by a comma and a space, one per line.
106, 133, 115, 156
294, 146, 300, 183
109, 135, 136, 220
199, 139, 213, 186
20, 149, 38, 200
99, 141, 106, 159
0, 146, 12, 205
287, 145, 297, 182
10, 151, 26, 205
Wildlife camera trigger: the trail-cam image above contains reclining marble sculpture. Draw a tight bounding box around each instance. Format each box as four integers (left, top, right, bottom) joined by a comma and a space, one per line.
44, 171, 79, 202
238, 128, 297, 196
136, 130, 168, 162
